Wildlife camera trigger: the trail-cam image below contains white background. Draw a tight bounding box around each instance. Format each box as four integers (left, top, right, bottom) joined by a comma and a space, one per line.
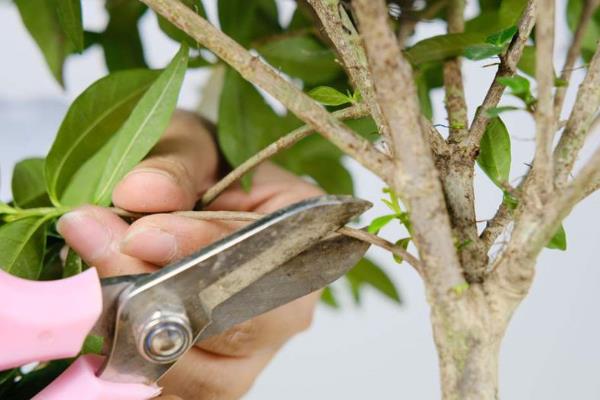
1, 0, 599, 398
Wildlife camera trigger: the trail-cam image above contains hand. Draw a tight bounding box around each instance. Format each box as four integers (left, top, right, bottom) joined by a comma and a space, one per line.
57, 110, 324, 399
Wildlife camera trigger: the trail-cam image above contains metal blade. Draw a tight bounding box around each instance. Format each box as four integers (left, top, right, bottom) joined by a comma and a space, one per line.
197, 232, 369, 341
99, 195, 371, 384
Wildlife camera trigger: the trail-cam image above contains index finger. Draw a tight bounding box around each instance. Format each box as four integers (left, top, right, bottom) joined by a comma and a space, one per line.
112, 110, 219, 213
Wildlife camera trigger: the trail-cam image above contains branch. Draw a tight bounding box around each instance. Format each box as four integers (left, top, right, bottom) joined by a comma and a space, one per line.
464, 0, 536, 152
529, 0, 556, 197
201, 104, 370, 205
479, 202, 512, 248
353, 0, 466, 300
554, 0, 600, 119
110, 207, 424, 273
444, 0, 468, 144
307, 0, 391, 147
554, 44, 600, 187
494, 144, 600, 291
140, 0, 392, 181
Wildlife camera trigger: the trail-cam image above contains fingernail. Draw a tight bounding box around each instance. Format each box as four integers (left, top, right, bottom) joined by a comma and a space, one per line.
121, 227, 178, 263
123, 168, 178, 186
57, 211, 112, 262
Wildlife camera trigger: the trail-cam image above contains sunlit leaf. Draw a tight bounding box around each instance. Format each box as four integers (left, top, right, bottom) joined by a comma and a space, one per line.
94, 45, 188, 205
308, 86, 352, 106
485, 26, 518, 46
392, 238, 411, 264
46, 69, 160, 205
320, 286, 340, 309
368, 214, 396, 234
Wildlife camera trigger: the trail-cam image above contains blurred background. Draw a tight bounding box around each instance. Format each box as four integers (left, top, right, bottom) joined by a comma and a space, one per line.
1, 0, 599, 398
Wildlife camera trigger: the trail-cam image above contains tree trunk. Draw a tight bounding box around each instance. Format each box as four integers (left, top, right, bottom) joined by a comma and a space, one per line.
429, 284, 514, 400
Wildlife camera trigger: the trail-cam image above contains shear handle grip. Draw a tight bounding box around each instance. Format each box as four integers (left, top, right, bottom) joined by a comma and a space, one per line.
0, 268, 102, 369
33, 355, 161, 400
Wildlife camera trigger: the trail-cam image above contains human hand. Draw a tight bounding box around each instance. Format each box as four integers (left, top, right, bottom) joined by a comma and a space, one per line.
57, 110, 324, 399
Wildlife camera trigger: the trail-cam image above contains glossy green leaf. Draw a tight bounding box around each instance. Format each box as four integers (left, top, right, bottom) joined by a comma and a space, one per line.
11, 158, 51, 208
14, 0, 71, 85
46, 69, 160, 205
157, 0, 205, 47
498, 75, 535, 105
477, 117, 511, 187
393, 238, 411, 264
102, 0, 148, 72
56, 0, 83, 52
546, 224, 567, 250
218, 0, 280, 47
320, 286, 340, 309
258, 36, 342, 85
346, 258, 401, 304
308, 86, 352, 106
0, 217, 48, 279
486, 26, 518, 46
464, 44, 504, 60
406, 32, 486, 65
94, 45, 188, 205
485, 106, 520, 118
368, 214, 396, 234
63, 248, 84, 278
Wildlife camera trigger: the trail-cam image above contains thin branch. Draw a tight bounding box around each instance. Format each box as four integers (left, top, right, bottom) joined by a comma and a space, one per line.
110, 207, 424, 273
444, 0, 469, 144
201, 104, 370, 205
554, 0, 600, 119
554, 44, 600, 187
354, 0, 466, 300
530, 0, 556, 197
307, 0, 391, 147
494, 144, 600, 290
464, 0, 536, 152
479, 202, 512, 248
140, 0, 392, 182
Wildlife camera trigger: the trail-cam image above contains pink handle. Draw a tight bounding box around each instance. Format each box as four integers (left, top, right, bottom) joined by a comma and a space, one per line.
33, 355, 161, 400
0, 268, 103, 369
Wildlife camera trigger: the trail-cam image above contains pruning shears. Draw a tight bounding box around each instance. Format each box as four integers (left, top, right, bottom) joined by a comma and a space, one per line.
0, 195, 371, 399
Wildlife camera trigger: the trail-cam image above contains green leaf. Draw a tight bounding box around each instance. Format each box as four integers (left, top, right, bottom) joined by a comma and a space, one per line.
346, 258, 401, 304
63, 248, 84, 278
14, 0, 72, 85
320, 286, 340, 309
392, 237, 411, 264
39, 241, 65, 281
517, 45, 536, 77
299, 157, 354, 194
368, 214, 396, 234
218, 67, 284, 186
218, 0, 280, 47
546, 224, 567, 250
485, 106, 520, 118
258, 36, 342, 85
477, 117, 511, 187
11, 158, 52, 208
157, 0, 205, 47
93, 45, 188, 205
406, 32, 486, 65
464, 44, 504, 60
102, 0, 148, 72
46, 69, 160, 206
56, 0, 83, 52
497, 75, 535, 105
308, 86, 352, 106
0, 217, 48, 279
567, 0, 600, 63
81, 335, 104, 355
485, 26, 518, 46
497, 75, 530, 94
466, 0, 527, 34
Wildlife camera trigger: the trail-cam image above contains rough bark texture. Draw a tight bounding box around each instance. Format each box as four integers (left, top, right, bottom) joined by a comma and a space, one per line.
141, 0, 600, 398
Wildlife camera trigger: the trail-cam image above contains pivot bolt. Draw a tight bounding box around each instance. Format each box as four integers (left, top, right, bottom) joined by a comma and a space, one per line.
140, 315, 192, 363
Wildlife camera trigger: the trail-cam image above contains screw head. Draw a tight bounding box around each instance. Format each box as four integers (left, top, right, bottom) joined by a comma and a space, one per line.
142, 319, 192, 363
